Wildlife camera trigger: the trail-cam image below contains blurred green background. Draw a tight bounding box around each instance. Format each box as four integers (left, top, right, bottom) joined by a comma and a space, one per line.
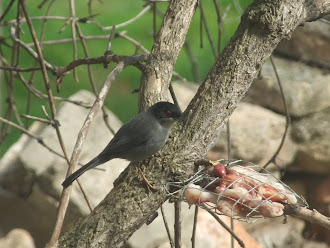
0, 0, 252, 156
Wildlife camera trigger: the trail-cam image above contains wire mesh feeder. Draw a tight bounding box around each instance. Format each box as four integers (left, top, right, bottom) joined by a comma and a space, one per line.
165, 159, 308, 223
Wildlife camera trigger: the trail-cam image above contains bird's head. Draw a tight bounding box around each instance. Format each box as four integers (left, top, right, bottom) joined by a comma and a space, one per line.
150, 101, 184, 126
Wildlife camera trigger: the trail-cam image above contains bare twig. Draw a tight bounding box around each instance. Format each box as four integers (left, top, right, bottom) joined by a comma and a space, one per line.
46, 62, 125, 248
69, 0, 78, 82
213, 0, 222, 54
105, 26, 116, 55
92, 5, 152, 31
77, 179, 94, 211
75, 22, 116, 135
21, 114, 57, 126
263, 55, 291, 169
226, 121, 234, 248
320, 18, 330, 25
26, 0, 56, 127
199, 1, 217, 59
117, 31, 149, 53
0, 15, 70, 25
169, 83, 180, 109
191, 206, 198, 248
202, 205, 246, 248
153, 2, 157, 41
20, 0, 70, 165
160, 204, 174, 248
284, 204, 330, 230
25, 34, 112, 47
38, 0, 50, 9
0, 65, 42, 72
16, 71, 91, 107
10, 25, 54, 71
0, 116, 69, 161
174, 200, 182, 248
184, 41, 200, 83
54, 53, 148, 78
0, 0, 16, 22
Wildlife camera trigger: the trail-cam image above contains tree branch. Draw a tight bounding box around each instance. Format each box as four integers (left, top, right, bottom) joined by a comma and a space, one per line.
58, 0, 330, 247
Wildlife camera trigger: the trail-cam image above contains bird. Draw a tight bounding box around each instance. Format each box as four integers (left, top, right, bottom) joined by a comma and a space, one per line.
62, 101, 183, 188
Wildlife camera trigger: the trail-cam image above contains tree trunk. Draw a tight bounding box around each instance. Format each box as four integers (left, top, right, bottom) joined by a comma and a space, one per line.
58, 0, 330, 247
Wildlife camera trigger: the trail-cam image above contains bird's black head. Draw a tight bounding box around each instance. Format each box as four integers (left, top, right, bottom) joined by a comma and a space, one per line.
150, 102, 183, 124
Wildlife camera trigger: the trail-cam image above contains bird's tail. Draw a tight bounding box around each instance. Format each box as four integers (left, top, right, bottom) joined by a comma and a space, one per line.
62, 155, 106, 188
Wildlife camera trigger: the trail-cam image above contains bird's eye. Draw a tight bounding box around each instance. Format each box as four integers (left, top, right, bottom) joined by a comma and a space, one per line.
166, 110, 172, 116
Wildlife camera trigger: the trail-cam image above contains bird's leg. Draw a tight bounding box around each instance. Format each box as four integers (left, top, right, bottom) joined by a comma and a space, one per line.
138, 167, 158, 191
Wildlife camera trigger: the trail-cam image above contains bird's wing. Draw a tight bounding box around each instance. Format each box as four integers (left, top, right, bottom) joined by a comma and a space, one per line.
100, 113, 154, 157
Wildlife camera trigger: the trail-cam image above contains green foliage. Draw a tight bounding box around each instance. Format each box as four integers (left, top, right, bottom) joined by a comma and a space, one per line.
0, 0, 252, 156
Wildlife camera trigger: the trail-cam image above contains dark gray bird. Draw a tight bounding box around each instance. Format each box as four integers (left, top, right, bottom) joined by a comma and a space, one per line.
62, 101, 183, 188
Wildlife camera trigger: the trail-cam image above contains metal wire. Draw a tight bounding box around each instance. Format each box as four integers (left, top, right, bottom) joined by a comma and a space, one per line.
163, 159, 308, 223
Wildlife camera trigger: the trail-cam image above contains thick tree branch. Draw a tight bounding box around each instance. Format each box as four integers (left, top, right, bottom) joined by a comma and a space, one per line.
138, 0, 198, 110
58, 0, 330, 247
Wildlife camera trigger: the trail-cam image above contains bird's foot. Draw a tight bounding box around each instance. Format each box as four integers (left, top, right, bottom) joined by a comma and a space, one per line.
138, 168, 158, 191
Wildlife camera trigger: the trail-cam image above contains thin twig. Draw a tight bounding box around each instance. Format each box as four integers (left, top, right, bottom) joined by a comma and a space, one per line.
213, 0, 222, 54
103, 26, 116, 69
199, 1, 217, 59
226, 121, 235, 248
0, 65, 42, 72
16, 71, 91, 107
21, 0, 70, 166
54, 53, 148, 78
0, 116, 68, 161
320, 18, 330, 25
263, 55, 291, 169
21, 3, 75, 246
6, 2, 25, 129
10, 25, 54, 71
21, 114, 57, 126
172, 71, 188, 82
160, 204, 175, 248
174, 200, 182, 248
283, 204, 330, 230
105, 26, 116, 55
153, 2, 157, 41
25, 34, 111, 47
75, 22, 116, 135
191, 206, 198, 248
0, 0, 16, 22
46, 62, 125, 248
169, 83, 180, 110
38, 0, 49, 9
77, 180, 94, 211
202, 205, 246, 248
92, 5, 151, 31
117, 31, 149, 53
184, 41, 200, 83
26, 0, 56, 127
69, 0, 78, 82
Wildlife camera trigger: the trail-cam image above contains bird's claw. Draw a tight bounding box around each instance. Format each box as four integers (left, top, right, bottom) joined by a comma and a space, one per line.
138, 168, 158, 191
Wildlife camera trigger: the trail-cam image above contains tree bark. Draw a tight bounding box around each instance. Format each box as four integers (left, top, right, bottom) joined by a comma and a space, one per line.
138, 0, 198, 111
58, 0, 330, 247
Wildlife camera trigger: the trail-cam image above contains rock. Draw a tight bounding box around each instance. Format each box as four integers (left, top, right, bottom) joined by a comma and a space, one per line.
211, 102, 297, 168
0, 229, 35, 248
173, 82, 297, 168
290, 107, 330, 173
243, 216, 305, 248
303, 240, 329, 248
129, 201, 262, 248
276, 21, 330, 69
0, 90, 128, 247
245, 56, 330, 117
